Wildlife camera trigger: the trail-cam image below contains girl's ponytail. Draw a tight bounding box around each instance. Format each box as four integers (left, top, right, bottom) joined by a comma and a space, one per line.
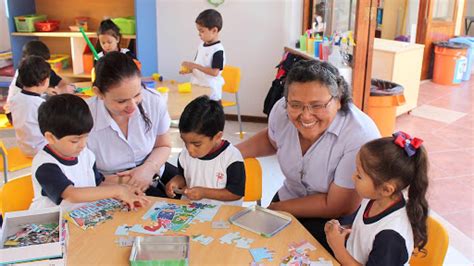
406, 145, 429, 252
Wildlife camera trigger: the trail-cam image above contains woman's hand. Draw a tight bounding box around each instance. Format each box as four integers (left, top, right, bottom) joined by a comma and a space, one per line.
183, 187, 204, 201
118, 163, 157, 192
325, 219, 351, 251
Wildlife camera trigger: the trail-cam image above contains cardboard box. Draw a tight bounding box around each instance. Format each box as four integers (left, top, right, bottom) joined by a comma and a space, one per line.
0, 207, 68, 265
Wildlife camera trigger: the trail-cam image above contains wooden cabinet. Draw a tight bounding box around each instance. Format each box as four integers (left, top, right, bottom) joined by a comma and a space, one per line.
371, 38, 424, 116
5, 0, 158, 79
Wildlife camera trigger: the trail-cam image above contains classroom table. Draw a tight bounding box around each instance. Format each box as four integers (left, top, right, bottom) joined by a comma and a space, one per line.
74, 80, 210, 120
67, 197, 339, 265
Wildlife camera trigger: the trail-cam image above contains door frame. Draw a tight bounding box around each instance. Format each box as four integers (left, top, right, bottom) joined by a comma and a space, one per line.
302, 0, 377, 111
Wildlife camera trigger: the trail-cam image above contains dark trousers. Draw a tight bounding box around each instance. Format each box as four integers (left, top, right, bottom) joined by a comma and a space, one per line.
145, 162, 180, 198
271, 193, 356, 254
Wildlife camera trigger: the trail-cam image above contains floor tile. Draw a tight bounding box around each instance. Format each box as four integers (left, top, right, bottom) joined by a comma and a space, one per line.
410, 105, 467, 124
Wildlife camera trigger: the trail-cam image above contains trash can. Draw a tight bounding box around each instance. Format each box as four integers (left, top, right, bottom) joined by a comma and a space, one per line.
450, 37, 474, 81
433, 41, 469, 85
366, 79, 406, 137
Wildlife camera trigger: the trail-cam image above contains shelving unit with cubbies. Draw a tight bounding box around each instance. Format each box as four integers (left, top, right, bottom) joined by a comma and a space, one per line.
5, 0, 158, 79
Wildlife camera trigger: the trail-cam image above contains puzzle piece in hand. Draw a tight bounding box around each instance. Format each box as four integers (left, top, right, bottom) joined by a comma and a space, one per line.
116, 236, 135, 247
235, 237, 254, 249
212, 220, 230, 229
115, 224, 132, 236
250, 247, 274, 262
191, 234, 214, 245
219, 232, 241, 244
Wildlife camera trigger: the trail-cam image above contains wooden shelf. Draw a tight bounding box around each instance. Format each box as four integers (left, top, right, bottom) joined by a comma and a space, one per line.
11, 31, 136, 39
57, 68, 91, 79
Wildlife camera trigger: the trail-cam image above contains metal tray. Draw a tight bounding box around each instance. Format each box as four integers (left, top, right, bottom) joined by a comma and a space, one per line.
129, 236, 189, 266
228, 205, 292, 237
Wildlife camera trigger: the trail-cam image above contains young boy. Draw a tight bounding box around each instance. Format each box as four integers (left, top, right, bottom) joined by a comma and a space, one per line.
180, 9, 225, 102
9, 56, 50, 156
5, 40, 73, 124
165, 96, 245, 205
29, 94, 149, 211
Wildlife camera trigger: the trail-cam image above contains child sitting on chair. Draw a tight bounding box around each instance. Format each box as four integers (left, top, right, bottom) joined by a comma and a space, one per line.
165, 95, 245, 205
9, 56, 50, 156
29, 94, 149, 211
180, 9, 225, 102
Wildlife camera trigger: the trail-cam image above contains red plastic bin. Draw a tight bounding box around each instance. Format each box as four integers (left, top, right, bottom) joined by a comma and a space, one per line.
34, 20, 60, 32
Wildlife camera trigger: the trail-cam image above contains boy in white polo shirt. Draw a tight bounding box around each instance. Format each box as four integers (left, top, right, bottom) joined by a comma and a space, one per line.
30, 94, 149, 211
165, 95, 245, 205
9, 56, 50, 156
180, 9, 225, 102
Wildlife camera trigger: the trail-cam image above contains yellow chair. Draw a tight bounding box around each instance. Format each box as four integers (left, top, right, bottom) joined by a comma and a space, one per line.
0, 140, 33, 183
221, 65, 244, 139
409, 216, 449, 266
0, 175, 34, 217
243, 158, 262, 206
0, 114, 13, 129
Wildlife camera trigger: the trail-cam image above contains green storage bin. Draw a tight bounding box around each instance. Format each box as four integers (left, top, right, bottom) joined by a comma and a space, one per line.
14, 14, 47, 32
112, 16, 136, 35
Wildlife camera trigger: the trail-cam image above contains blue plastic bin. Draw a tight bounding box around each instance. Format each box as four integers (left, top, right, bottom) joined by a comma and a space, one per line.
450, 37, 474, 81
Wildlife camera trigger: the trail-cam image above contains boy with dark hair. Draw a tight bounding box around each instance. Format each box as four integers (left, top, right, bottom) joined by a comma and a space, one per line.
4, 41, 73, 124
165, 95, 245, 205
180, 9, 225, 102
9, 56, 50, 156
30, 94, 149, 210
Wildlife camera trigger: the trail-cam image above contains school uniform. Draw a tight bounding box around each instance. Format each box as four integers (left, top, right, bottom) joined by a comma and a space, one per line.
87, 87, 175, 196
178, 140, 245, 206
190, 41, 225, 101
97, 48, 135, 59
9, 90, 47, 156
30, 145, 104, 211
346, 197, 414, 265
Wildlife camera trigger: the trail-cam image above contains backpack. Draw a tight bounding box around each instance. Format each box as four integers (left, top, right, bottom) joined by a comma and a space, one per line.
263, 52, 304, 116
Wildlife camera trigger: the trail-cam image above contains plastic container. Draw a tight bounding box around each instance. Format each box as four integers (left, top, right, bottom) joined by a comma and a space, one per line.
47, 54, 70, 72
433, 41, 469, 85
75, 16, 89, 31
111, 16, 136, 35
34, 20, 60, 32
450, 37, 474, 81
366, 79, 406, 137
14, 14, 47, 32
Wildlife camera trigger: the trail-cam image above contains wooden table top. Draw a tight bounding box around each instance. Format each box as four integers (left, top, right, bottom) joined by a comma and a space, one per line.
74, 80, 210, 120
67, 197, 339, 265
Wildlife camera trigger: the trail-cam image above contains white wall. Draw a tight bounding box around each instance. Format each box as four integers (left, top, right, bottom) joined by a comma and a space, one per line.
468, 0, 474, 36
0, 0, 11, 51
156, 0, 302, 117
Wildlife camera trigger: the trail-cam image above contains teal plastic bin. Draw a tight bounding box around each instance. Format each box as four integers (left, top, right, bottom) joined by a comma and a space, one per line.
450, 37, 474, 81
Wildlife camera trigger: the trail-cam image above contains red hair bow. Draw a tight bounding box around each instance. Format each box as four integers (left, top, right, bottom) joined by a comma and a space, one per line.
392, 131, 423, 157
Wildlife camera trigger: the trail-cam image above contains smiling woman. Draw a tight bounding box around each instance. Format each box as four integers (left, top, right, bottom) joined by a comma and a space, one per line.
236, 59, 380, 251
86, 52, 178, 197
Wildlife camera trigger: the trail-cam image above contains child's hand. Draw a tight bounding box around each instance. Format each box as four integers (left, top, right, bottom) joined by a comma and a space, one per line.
181, 61, 197, 72
183, 187, 204, 201
46, 87, 59, 96
324, 219, 351, 251
179, 64, 191, 75
165, 179, 185, 198
117, 185, 150, 210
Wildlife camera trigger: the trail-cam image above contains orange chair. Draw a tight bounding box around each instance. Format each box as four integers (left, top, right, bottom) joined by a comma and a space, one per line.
0, 140, 33, 183
221, 65, 244, 139
243, 158, 262, 206
0, 175, 34, 217
409, 216, 449, 266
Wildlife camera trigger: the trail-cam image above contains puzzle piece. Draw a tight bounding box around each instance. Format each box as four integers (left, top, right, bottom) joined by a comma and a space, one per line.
116, 236, 135, 247
212, 220, 230, 229
115, 224, 132, 236
310, 258, 333, 266
250, 247, 274, 262
191, 234, 214, 245
235, 237, 254, 249
220, 232, 241, 244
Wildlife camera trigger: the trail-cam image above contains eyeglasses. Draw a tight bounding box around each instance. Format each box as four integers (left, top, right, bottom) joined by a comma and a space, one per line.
286, 96, 334, 114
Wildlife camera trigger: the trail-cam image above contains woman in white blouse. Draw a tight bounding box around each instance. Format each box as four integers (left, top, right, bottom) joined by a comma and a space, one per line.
87, 52, 177, 197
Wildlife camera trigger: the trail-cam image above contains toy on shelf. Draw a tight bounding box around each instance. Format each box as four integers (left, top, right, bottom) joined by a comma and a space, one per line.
152, 73, 163, 82
34, 20, 60, 32
69, 17, 89, 32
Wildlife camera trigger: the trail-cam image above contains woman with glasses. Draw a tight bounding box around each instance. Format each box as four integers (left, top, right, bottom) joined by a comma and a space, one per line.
236, 60, 380, 250
87, 52, 178, 197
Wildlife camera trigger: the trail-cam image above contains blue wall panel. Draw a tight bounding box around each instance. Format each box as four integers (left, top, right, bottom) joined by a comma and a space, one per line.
135, 0, 158, 76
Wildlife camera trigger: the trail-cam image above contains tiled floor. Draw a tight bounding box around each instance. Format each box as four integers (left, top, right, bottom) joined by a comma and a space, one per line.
1, 77, 472, 264
395, 78, 474, 262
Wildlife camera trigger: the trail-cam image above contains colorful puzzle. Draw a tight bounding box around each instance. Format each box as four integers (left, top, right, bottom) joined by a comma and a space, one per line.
280, 240, 329, 266
249, 247, 274, 263
64, 198, 126, 230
